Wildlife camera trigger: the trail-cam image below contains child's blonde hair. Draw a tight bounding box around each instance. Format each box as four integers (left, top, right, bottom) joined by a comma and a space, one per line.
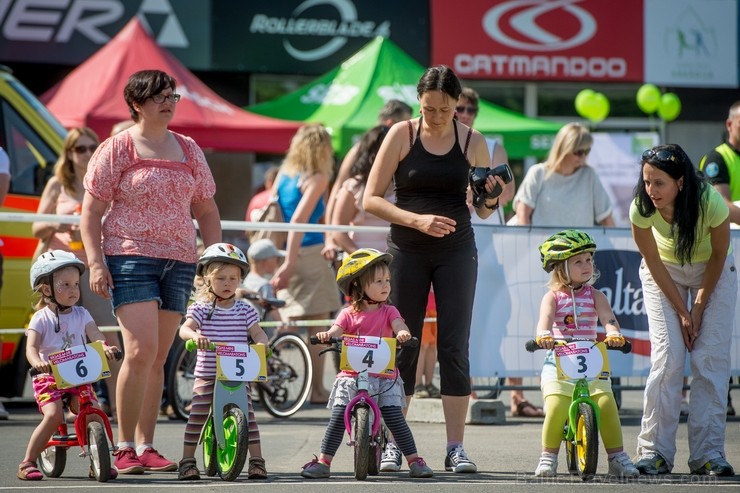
546, 254, 600, 291
194, 261, 240, 303
349, 262, 391, 311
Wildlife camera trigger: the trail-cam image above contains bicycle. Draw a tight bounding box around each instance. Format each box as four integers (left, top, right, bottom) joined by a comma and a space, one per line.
166, 293, 312, 420
525, 338, 631, 481
184, 338, 265, 481
310, 335, 418, 481
33, 342, 122, 482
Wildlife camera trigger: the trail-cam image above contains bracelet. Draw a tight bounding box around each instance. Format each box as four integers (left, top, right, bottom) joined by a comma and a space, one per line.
484, 199, 499, 210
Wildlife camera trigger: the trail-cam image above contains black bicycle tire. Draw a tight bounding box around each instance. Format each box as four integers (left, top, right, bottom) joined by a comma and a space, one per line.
258, 333, 312, 418
37, 445, 66, 478
217, 406, 249, 481
87, 421, 111, 482
368, 421, 387, 476
354, 406, 371, 480
575, 402, 599, 480
166, 338, 196, 421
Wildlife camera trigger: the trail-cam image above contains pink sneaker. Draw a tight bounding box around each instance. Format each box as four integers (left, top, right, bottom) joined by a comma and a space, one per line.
113, 447, 145, 474
138, 448, 177, 472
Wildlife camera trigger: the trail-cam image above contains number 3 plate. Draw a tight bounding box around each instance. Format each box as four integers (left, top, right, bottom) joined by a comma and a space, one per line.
215, 343, 267, 382
49, 341, 110, 389
554, 341, 610, 380
339, 335, 396, 376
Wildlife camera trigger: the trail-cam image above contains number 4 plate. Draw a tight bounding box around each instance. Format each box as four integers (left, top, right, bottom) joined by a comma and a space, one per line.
554, 340, 610, 380
339, 335, 396, 376
49, 341, 111, 389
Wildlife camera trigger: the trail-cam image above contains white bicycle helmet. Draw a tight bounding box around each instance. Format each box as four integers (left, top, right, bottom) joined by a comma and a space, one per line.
30, 250, 85, 289
197, 243, 249, 279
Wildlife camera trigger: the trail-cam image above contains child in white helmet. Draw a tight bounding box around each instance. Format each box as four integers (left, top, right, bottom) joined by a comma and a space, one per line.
18, 250, 120, 481
176, 243, 269, 481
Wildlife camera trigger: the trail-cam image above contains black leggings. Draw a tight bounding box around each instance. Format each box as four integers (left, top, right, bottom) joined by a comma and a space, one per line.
388, 243, 477, 396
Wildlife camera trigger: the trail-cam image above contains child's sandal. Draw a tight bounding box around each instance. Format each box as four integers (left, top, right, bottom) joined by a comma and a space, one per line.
177, 457, 200, 481
248, 457, 267, 479
17, 461, 43, 481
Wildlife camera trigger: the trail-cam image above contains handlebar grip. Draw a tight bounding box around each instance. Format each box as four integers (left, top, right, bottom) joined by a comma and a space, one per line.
525, 339, 632, 353
185, 339, 217, 351
525, 339, 540, 353
29, 367, 41, 377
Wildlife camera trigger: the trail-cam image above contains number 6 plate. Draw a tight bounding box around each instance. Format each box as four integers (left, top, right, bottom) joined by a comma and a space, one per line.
554, 340, 610, 380
215, 343, 267, 382
339, 335, 396, 376
48, 341, 110, 389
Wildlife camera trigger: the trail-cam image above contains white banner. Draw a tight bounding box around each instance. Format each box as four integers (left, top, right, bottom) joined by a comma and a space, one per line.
470, 225, 740, 377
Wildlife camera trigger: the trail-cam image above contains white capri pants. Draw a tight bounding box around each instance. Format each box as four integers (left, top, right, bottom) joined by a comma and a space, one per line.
636, 256, 737, 471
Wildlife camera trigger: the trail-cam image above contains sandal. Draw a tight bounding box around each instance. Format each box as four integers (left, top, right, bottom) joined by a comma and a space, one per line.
248, 456, 268, 479
17, 461, 43, 481
513, 400, 545, 417
177, 457, 200, 481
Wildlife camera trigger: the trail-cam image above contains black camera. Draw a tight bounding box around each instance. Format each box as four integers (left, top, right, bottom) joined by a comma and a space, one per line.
469, 163, 513, 207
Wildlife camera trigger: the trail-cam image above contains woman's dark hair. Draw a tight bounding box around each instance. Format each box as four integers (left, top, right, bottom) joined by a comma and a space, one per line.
123, 70, 177, 122
416, 65, 462, 101
350, 125, 389, 182
633, 143, 707, 264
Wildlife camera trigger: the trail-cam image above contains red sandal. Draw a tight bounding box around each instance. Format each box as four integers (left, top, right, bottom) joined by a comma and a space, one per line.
17, 461, 43, 481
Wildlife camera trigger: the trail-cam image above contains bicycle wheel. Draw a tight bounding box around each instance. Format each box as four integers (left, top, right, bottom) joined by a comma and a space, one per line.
217, 405, 249, 481
87, 421, 111, 482
574, 402, 598, 480
166, 338, 196, 421
258, 333, 312, 418
368, 421, 388, 476
565, 434, 578, 474
353, 406, 371, 481
202, 416, 218, 477
38, 445, 66, 478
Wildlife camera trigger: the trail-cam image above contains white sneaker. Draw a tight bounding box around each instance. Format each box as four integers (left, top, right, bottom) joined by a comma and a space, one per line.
444, 445, 477, 473
380, 441, 402, 472
534, 453, 558, 477
608, 452, 639, 478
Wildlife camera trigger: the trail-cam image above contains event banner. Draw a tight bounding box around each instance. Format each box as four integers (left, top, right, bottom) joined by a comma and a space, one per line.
469, 225, 740, 378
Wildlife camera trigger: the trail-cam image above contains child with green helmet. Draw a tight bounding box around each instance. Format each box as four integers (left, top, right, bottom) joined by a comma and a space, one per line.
533, 230, 638, 478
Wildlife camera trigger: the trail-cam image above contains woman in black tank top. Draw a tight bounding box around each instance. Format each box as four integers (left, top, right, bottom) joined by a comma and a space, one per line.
363, 66, 506, 474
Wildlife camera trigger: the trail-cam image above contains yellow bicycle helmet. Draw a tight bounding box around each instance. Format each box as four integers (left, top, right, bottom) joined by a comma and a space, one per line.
539, 229, 597, 273
336, 248, 393, 296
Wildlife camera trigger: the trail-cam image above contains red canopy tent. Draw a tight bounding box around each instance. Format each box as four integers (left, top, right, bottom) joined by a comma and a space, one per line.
41, 17, 299, 153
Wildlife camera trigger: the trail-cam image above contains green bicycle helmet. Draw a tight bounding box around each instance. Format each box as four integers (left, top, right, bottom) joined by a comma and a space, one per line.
336, 248, 393, 296
539, 229, 597, 273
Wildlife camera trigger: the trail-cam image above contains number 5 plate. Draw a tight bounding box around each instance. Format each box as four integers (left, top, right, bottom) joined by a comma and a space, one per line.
554, 340, 610, 380
215, 343, 267, 382
339, 335, 396, 376
49, 341, 110, 389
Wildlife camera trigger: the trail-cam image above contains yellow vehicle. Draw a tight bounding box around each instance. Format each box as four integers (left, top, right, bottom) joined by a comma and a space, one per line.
0, 64, 66, 398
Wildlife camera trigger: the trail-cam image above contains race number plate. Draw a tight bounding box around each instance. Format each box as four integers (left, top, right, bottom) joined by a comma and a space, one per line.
339, 335, 396, 376
49, 341, 110, 389
215, 343, 267, 382
554, 340, 610, 380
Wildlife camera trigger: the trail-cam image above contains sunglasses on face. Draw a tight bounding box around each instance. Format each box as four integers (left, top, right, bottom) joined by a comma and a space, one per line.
149, 93, 181, 104
573, 148, 590, 157
71, 144, 98, 154
456, 105, 478, 115
642, 148, 677, 164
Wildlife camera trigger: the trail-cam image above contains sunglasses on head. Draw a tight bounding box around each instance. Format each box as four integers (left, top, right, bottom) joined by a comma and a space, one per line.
456, 105, 478, 115
642, 148, 676, 164
149, 93, 181, 104
573, 148, 590, 157
72, 144, 98, 154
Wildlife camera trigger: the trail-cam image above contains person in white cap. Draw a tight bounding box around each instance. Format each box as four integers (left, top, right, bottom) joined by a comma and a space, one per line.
240, 239, 285, 323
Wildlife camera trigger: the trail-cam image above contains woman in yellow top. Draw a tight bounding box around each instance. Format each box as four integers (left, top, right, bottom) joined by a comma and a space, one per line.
630, 144, 736, 477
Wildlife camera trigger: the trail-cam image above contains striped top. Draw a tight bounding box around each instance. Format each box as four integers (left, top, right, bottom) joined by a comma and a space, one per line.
551, 285, 598, 340
186, 300, 260, 378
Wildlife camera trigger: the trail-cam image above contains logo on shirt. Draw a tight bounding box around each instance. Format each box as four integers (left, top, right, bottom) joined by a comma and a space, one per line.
704, 162, 719, 178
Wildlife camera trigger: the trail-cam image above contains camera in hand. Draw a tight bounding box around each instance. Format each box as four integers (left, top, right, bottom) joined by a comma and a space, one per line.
469, 163, 513, 207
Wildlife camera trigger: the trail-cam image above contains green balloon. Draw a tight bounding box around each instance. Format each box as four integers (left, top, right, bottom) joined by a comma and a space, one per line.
575, 89, 595, 119
636, 84, 661, 114
658, 93, 681, 121
588, 92, 610, 123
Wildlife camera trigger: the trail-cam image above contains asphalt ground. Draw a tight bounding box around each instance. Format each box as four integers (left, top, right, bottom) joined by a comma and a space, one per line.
1, 379, 738, 493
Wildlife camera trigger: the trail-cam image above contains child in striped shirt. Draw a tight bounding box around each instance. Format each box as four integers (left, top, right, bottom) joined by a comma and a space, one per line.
176, 243, 269, 481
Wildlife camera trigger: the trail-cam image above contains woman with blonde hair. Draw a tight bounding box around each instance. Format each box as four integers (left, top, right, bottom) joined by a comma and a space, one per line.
271, 124, 342, 403
513, 122, 614, 227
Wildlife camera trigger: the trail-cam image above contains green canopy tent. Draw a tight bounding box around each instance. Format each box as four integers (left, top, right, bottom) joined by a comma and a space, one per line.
249, 36, 561, 159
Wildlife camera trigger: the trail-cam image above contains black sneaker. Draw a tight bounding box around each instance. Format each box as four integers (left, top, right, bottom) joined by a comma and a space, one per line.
380, 441, 402, 472
445, 445, 477, 473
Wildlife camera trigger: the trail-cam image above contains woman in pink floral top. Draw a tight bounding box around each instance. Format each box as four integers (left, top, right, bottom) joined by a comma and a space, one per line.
81, 70, 221, 474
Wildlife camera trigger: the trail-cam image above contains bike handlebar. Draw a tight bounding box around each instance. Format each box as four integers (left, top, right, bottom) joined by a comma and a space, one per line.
524, 339, 632, 354
29, 349, 123, 376
309, 335, 420, 349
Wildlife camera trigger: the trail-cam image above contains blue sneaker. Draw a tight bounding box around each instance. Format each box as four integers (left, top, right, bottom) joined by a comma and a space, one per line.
691, 458, 734, 477
634, 452, 670, 475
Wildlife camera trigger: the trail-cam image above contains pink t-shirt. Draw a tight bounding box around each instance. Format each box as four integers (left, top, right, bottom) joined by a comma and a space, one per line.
84, 130, 216, 263
27, 306, 94, 361
551, 286, 598, 340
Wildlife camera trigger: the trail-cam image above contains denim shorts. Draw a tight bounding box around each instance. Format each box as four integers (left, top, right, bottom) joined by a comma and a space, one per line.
106, 255, 196, 315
